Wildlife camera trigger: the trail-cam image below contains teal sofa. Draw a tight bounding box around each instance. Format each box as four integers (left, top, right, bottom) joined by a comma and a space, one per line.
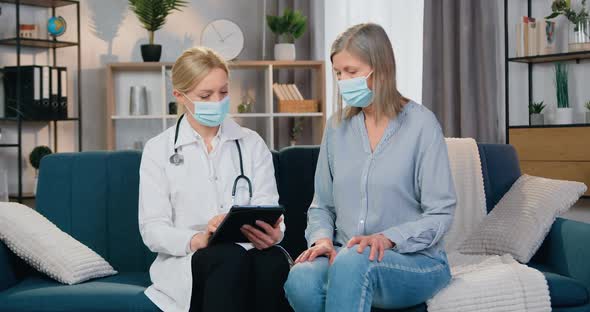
0, 144, 588, 311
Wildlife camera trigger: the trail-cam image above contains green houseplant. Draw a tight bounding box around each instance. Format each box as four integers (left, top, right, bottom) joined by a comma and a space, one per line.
266, 8, 307, 60
554, 63, 572, 124
585, 100, 590, 123
128, 0, 188, 62
529, 101, 546, 126
546, 0, 590, 51
290, 117, 304, 146
29, 146, 52, 195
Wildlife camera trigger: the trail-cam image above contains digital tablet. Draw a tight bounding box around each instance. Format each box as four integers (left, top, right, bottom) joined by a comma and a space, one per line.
208, 205, 285, 245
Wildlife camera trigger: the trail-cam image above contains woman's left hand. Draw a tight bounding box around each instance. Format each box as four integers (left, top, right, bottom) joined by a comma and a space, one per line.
347, 234, 395, 262
241, 217, 283, 250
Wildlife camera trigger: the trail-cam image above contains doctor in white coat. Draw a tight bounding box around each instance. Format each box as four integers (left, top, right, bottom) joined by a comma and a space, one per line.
139, 47, 291, 312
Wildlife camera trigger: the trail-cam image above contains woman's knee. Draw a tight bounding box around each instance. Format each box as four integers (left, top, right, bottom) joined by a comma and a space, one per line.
284, 258, 328, 298
330, 247, 372, 277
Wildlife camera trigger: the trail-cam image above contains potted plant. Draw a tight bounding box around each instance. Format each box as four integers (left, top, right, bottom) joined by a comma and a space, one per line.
238, 94, 254, 113
546, 0, 590, 51
290, 117, 304, 146
29, 146, 52, 195
585, 100, 590, 123
554, 63, 572, 124
529, 101, 546, 125
266, 8, 307, 61
128, 0, 188, 62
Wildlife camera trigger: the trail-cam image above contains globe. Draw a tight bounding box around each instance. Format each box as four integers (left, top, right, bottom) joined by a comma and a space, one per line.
47, 16, 67, 37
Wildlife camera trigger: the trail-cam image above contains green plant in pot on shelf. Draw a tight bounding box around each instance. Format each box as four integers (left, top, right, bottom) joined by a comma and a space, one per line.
290, 117, 304, 146
546, 0, 590, 51
554, 63, 573, 124
128, 0, 188, 62
238, 94, 254, 114
529, 101, 546, 126
585, 100, 590, 123
29, 146, 52, 195
267, 8, 307, 61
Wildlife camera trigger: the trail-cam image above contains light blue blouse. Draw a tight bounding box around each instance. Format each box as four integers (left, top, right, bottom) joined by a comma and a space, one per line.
306, 101, 456, 259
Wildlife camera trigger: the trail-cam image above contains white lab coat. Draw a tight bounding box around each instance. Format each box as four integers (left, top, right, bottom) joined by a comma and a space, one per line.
138, 117, 280, 312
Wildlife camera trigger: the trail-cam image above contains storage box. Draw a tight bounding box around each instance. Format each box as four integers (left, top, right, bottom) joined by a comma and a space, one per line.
278, 100, 319, 113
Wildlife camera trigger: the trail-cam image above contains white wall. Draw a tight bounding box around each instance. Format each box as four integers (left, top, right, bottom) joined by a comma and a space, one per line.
319, 0, 424, 118
508, 0, 590, 126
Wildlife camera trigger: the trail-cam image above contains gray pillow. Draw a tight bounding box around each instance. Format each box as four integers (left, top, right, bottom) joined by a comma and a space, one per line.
0, 203, 117, 284
458, 174, 587, 263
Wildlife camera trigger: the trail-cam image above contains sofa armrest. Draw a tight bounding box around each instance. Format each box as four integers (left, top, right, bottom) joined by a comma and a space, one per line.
530, 217, 590, 290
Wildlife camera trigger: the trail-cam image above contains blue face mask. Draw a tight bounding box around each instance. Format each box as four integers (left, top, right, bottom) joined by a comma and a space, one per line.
182, 93, 230, 127
337, 71, 374, 108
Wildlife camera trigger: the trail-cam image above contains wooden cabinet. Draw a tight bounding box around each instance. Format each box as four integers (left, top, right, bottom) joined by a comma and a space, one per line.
509, 126, 590, 196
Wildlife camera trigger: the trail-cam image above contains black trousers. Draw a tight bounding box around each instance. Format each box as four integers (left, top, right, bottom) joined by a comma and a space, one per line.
189, 243, 292, 312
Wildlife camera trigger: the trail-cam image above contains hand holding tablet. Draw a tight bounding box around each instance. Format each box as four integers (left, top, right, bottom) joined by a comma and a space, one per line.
208, 205, 285, 246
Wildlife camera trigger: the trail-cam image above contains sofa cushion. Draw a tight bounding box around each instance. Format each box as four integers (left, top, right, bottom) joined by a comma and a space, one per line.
459, 175, 587, 263
477, 144, 521, 213
36, 151, 156, 273
0, 272, 158, 312
544, 271, 590, 308
276, 146, 320, 259
529, 263, 590, 308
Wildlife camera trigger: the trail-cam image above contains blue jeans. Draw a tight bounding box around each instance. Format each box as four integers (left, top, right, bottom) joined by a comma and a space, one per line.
284, 247, 451, 312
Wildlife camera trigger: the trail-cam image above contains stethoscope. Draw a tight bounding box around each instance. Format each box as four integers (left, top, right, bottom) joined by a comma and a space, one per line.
169, 114, 253, 203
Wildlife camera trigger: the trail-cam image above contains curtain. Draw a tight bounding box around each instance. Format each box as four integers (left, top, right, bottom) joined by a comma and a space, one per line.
422, 0, 503, 143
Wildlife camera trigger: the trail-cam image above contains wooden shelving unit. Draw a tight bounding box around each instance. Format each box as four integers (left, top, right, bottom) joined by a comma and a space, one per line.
0, 0, 82, 203
106, 61, 326, 150
504, 0, 590, 197
508, 50, 590, 64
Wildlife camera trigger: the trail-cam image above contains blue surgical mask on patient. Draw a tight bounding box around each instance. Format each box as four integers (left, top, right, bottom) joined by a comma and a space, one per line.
182, 93, 230, 127
337, 71, 374, 108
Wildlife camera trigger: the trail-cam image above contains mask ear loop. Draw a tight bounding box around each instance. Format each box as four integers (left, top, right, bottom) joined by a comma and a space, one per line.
180, 92, 195, 115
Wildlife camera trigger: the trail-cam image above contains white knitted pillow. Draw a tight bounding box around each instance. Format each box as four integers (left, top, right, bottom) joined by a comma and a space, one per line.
458, 174, 587, 263
0, 202, 117, 284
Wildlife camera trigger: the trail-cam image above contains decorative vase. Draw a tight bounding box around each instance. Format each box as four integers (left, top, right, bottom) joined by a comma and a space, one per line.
530, 113, 544, 126
274, 43, 296, 61
568, 20, 590, 52
141, 44, 162, 62
168, 102, 177, 115
586, 112, 590, 124
130, 86, 148, 115
290, 140, 297, 146
0, 171, 8, 202
555, 107, 574, 124
32, 175, 38, 196
539, 19, 557, 55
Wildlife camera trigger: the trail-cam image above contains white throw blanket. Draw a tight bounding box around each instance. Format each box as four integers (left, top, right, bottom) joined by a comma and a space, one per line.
428, 253, 551, 312
427, 139, 551, 312
443, 138, 487, 252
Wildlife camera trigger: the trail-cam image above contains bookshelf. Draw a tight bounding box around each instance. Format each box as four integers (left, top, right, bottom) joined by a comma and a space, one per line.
504, 0, 590, 196
0, 0, 82, 203
106, 61, 326, 151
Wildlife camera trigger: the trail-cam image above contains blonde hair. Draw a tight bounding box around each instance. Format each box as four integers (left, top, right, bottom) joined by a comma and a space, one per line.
331, 23, 407, 122
171, 46, 229, 114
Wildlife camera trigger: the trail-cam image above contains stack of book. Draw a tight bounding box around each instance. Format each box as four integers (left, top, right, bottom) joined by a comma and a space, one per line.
272, 83, 305, 100
272, 83, 318, 113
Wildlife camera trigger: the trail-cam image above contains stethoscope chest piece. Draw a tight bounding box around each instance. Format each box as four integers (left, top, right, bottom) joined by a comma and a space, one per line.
169, 152, 184, 166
